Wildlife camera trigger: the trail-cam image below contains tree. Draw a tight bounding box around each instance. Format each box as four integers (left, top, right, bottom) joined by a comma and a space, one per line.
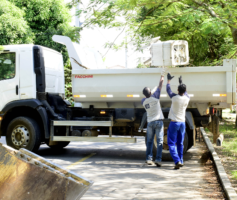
10, 0, 79, 60
9, 0, 80, 101
189, 0, 237, 44
76, 0, 237, 66
77, 0, 237, 126
0, 0, 33, 45
0, 0, 79, 102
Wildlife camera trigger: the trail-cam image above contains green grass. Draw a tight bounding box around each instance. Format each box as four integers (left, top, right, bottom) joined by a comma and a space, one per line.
219, 123, 237, 138
216, 122, 237, 182
219, 123, 237, 156
231, 171, 237, 179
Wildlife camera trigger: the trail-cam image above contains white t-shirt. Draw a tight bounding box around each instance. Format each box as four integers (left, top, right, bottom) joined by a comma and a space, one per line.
166, 84, 190, 122
142, 88, 164, 123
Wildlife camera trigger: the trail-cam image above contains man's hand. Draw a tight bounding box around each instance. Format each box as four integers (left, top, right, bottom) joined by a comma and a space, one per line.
161, 68, 168, 77
179, 76, 182, 85
167, 73, 174, 80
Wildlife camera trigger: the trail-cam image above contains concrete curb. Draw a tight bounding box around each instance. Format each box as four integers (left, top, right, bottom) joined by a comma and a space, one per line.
200, 127, 237, 200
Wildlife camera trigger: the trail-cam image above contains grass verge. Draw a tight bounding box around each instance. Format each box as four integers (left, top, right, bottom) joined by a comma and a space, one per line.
219, 122, 237, 157
205, 115, 237, 191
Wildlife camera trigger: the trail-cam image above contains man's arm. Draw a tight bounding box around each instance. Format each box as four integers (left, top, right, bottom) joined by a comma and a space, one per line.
152, 76, 164, 99
166, 82, 176, 98
179, 75, 190, 99
141, 98, 146, 105
152, 68, 167, 99
184, 91, 190, 99
158, 76, 164, 91
152, 75, 165, 99
166, 73, 176, 98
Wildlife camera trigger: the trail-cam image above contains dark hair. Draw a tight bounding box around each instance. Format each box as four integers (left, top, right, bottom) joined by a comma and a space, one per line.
143, 87, 151, 97
178, 84, 186, 95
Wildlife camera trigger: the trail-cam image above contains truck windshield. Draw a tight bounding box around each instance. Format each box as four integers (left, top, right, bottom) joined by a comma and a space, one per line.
0, 52, 15, 81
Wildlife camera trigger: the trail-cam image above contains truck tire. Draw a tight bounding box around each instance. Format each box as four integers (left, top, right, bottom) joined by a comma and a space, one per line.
46, 141, 70, 149
6, 117, 41, 152
145, 131, 189, 161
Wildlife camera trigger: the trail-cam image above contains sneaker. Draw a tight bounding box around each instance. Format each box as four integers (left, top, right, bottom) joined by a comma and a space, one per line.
180, 163, 184, 167
174, 162, 182, 169
154, 161, 162, 167
146, 160, 153, 165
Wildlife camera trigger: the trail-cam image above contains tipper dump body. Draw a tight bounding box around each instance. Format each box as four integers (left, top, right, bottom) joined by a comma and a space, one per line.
72, 60, 236, 111
52, 35, 236, 111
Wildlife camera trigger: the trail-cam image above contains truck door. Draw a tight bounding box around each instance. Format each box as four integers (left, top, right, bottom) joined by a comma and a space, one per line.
0, 51, 20, 111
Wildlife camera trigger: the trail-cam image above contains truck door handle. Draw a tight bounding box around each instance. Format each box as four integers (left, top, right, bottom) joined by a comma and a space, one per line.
16, 85, 18, 95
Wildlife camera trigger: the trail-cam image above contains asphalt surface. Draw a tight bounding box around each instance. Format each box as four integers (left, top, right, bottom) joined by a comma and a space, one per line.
0, 136, 225, 200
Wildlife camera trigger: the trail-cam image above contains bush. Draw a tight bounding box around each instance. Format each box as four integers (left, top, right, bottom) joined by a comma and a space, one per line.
0, 0, 33, 45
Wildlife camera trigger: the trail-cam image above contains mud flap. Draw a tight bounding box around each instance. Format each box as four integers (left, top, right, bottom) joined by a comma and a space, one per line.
0, 143, 93, 200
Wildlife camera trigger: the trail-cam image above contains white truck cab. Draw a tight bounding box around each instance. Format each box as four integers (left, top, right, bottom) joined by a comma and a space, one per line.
0, 45, 66, 151
0, 45, 64, 110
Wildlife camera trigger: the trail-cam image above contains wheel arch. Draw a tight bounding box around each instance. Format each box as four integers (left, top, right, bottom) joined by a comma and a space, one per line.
0, 100, 49, 140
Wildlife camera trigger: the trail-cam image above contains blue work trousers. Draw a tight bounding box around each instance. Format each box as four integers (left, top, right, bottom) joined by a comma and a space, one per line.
146, 120, 164, 162
167, 122, 185, 164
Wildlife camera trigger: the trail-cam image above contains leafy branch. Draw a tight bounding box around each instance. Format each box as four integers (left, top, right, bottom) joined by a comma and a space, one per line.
141, 9, 196, 26
102, 25, 126, 57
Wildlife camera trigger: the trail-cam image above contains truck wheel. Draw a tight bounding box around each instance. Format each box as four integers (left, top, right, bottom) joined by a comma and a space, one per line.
46, 141, 70, 149
6, 117, 41, 152
145, 131, 189, 161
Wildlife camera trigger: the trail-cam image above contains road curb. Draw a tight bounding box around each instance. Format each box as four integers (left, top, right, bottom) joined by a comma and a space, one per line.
200, 127, 237, 200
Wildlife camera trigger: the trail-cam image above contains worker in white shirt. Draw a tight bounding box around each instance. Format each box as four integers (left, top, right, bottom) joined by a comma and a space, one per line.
141, 68, 167, 167
166, 73, 190, 169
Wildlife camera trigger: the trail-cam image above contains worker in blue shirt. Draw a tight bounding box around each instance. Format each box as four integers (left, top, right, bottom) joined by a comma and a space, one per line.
166, 73, 190, 169
141, 68, 167, 166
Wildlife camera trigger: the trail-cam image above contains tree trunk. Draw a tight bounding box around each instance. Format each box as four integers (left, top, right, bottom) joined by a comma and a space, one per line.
230, 26, 237, 45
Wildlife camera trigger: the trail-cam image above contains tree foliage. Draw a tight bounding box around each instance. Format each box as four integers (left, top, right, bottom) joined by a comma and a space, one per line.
0, 0, 79, 101
12, 0, 79, 101
9, 0, 80, 60
77, 0, 237, 66
0, 0, 33, 44
10, 0, 80, 101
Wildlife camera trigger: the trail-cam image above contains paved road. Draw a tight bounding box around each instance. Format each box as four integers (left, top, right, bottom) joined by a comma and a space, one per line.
0, 136, 225, 199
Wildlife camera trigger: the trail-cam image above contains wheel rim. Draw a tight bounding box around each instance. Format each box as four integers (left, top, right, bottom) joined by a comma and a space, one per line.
11, 125, 30, 147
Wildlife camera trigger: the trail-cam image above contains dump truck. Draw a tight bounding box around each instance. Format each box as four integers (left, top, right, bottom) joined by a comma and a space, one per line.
0, 36, 236, 160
